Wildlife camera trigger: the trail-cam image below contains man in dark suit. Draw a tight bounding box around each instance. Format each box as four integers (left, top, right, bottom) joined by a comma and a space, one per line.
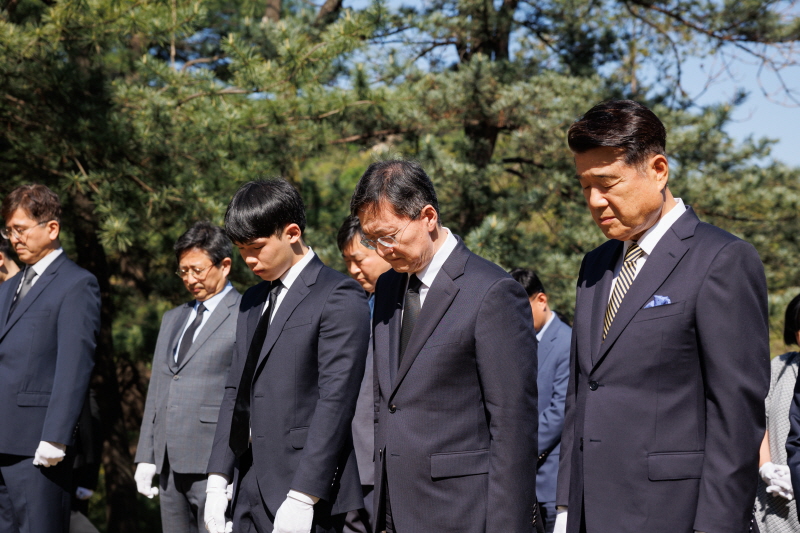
134, 221, 241, 532
205, 179, 370, 533
337, 215, 391, 533
555, 100, 770, 533
351, 160, 539, 533
509, 268, 570, 533
0, 184, 101, 533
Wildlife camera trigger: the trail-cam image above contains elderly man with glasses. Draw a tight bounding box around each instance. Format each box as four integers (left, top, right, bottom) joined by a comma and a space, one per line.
135, 220, 241, 533
0, 184, 101, 533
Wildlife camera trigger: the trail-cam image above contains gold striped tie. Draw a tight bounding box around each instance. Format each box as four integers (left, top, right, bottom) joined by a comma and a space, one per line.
603, 242, 644, 339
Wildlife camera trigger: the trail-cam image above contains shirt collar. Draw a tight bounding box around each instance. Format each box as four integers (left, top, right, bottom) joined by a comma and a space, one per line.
196, 281, 233, 314
625, 198, 687, 256
415, 228, 457, 288
279, 247, 316, 291
536, 311, 556, 342
30, 247, 64, 277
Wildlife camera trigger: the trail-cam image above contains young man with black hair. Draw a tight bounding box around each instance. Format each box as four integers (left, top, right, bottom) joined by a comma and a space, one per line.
135, 221, 241, 533
205, 179, 370, 533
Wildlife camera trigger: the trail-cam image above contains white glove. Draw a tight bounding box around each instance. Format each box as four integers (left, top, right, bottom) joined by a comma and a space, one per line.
75, 487, 94, 500
273, 490, 317, 533
32, 441, 66, 467
760, 462, 781, 484
760, 462, 795, 501
205, 474, 232, 533
134, 463, 159, 498
553, 507, 567, 533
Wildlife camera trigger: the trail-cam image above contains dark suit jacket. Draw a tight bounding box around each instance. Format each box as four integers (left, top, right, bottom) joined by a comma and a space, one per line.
207, 255, 370, 519
536, 313, 571, 504
372, 238, 538, 533
351, 303, 374, 487
557, 207, 769, 533
785, 370, 800, 505
136, 287, 240, 474
0, 253, 100, 455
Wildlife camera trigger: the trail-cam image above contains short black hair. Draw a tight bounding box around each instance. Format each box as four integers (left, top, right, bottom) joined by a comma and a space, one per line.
0, 238, 13, 260
174, 221, 231, 265
568, 100, 667, 168
224, 179, 307, 244
783, 293, 800, 346
337, 215, 363, 253
508, 267, 545, 297
350, 160, 439, 221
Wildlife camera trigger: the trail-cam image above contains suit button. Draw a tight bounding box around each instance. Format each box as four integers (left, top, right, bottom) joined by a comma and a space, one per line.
589, 381, 598, 391
389, 404, 396, 413
173, 375, 179, 381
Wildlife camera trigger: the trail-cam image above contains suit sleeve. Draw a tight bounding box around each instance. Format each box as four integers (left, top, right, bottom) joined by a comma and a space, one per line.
538, 324, 570, 455
135, 312, 172, 464
557, 259, 585, 508
693, 239, 769, 533
474, 277, 538, 532
786, 373, 800, 493
290, 279, 370, 500
41, 274, 101, 446
206, 332, 244, 478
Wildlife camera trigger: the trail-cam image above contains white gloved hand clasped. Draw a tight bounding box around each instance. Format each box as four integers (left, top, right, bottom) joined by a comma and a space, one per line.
273, 490, 317, 533
205, 474, 232, 533
134, 462, 159, 498
32, 441, 66, 467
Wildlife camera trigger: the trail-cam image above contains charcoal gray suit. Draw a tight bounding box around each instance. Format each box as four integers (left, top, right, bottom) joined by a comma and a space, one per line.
207, 254, 370, 532
558, 207, 769, 533
372, 238, 538, 533
136, 286, 240, 532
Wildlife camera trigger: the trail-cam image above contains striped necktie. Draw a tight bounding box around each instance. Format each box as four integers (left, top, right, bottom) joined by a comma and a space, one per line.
603, 242, 644, 339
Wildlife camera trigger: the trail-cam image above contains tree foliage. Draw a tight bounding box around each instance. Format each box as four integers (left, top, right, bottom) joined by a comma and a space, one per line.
2, 0, 799, 529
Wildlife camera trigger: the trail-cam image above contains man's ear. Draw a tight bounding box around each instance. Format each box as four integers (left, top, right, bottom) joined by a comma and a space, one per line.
650, 154, 669, 189
420, 204, 439, 230
283, 223, 303, 244
45, 220, 60, 242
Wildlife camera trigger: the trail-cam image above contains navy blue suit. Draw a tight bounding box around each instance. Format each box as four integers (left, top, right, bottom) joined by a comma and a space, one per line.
558, 208, 769, 533
0, 252, 101, 533
207, 255, 370, 532
536, 313, 570, 530
372, 239, 538, 533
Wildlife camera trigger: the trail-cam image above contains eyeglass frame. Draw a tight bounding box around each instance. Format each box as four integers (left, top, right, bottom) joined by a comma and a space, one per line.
360, 213, 418, 251
1, 221, 48, 241
175, 261, 219, 280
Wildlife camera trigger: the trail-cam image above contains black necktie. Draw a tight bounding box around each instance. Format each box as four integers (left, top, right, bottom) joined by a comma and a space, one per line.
230, 279, 283, 457
176, 302, 206, 366
8, 267, 37, 317
399, 274, 423, 365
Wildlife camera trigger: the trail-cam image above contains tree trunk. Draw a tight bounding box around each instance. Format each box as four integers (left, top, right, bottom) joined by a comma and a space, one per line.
263, 0, 280, 22
67, 189, 140, 533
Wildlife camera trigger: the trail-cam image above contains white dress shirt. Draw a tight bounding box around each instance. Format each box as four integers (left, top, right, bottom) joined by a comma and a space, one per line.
16, 247, 64, 295
608, 198, 687, 302
412, 228, 457, 308
174, 282, 234, 362
536, 311, 556, 342
262, 248, 316, 318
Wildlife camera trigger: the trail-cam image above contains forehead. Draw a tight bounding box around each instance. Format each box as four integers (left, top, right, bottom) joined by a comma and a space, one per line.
574, 147, 631, 178
342, 239, 371, 257
179, 247, 212, 265
5, 209, 37, 226
358, 202, 408, 235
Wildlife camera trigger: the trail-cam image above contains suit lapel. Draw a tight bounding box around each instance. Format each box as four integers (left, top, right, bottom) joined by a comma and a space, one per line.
255, 255, 321, 369
0, 270, 21, 329
592, 210, 696, 371
385, 273, 405, 388
246, 283, 270, 355
538, 314, 562, 368
175, 289, 237, 372
2, 254, 66, 337
168, 304, 193, 373
586, 242, 622, 367
390, 241, 467, 398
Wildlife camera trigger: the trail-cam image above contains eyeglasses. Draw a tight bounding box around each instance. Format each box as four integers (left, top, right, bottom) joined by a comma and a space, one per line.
360, 217, 415, 250
175, 263, 216, 280
1, 222, 47, 241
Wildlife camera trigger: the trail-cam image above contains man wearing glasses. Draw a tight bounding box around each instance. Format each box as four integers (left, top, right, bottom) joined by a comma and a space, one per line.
0, 184, 101, 533
135, 221, 241, 533
351, 161, 539, 533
